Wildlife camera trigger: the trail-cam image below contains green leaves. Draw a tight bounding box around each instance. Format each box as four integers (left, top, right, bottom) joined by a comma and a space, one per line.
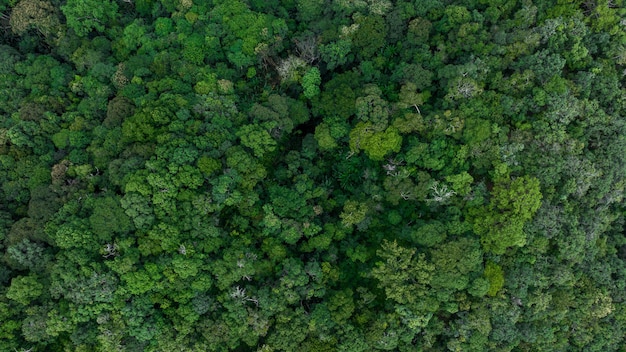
1, 0, 626, 350
6, 275, 44, 305
51, 221, 96, 250
351, 15, 387, 59
61, 0, 118, 37
355, 84, 389, 131
237, 124, 277, 158
372, 240, 434, 305
473, 175, 543, 254
349, 122, 402, 161
319, 39, 352, 70
430, 237, 482, 291
212, 0, 281, 70
340, 200, 368, 228
89, 196, 132, 241
484, 261, 504, 296
182, 34, 206, 65
301, 67, 321, 99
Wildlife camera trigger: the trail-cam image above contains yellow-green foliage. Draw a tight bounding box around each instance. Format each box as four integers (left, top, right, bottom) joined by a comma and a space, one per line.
349, 122, 402, 161
484, 261, 504, 297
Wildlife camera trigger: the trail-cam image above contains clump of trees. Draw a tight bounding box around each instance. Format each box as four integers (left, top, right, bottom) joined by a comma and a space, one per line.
0, 0, 626, 350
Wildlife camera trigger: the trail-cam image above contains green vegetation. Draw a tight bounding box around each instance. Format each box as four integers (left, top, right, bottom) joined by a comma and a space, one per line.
1, 0, 626, 350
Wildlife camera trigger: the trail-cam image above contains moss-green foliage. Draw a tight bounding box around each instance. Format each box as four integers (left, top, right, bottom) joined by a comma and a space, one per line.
1, 0, 626, 350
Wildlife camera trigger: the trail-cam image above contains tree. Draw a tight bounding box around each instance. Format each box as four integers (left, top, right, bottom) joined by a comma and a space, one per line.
319, 39, 352, 70
105, 96, 135, 128
430, 237, 482, 291
484, 261, 504, 296
182, 33, 206, 65
61, 0, 119, 37
351, 15, 387, 59
396, 82, 428, 113
120, 192, 155, 231
355, 84, 390, 131
295, 0, 324, 22
314, 122, 338, 150
88, 195, 133, 241
9, 0, 60, 38
210, 0, 284, 70
4, 238, 51, 272
473, 175, 543, 254
114, 19, 151, 60
410, 221, 447, 247
407, 17, 432, 43
237, 124, 277, 159
0, 45, 23, 115
339, 200, 368, 228
372, 240, 437, 332
6, 274, 44, 305
312, 72, 359, 119
372, 240, 434, 305
349, 122, 402, 161
301, 67, 321, 99
1, 0, 625, 349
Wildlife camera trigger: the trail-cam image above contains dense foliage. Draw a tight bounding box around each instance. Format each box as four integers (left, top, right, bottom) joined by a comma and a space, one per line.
1, 0, 626, 350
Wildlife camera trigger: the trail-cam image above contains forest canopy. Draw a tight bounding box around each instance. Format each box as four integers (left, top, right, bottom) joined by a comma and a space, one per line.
1, 0, 626, 351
